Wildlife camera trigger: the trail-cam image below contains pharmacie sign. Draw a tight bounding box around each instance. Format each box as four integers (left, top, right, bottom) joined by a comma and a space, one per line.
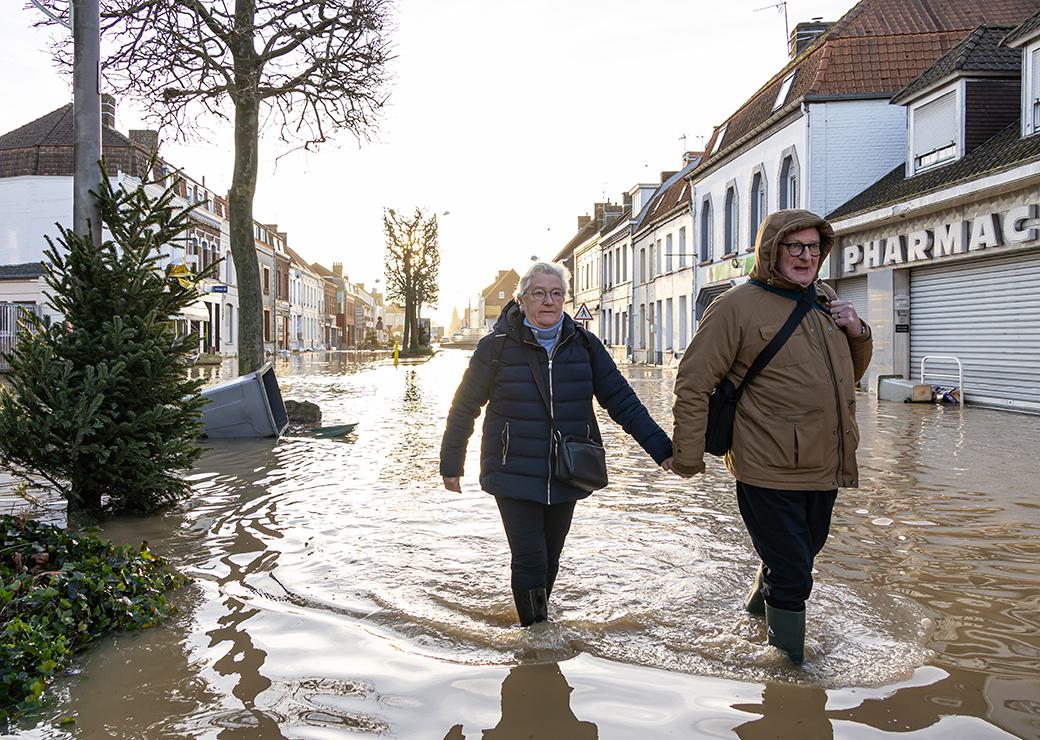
842, 204, 1037, 275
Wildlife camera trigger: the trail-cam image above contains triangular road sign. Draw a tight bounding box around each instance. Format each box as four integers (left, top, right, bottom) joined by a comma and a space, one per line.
574, 303, 594, 321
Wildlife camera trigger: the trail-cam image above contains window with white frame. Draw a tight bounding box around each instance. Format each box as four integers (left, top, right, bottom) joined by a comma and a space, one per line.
639, 303, 646, 348
700, 198, 713, 261
779, 156, 799, 209
666, 234, 673, 272
678, 227, 687, 268
912, 90, 958, 171
665, 297, 673, 351
639, 248, 646, 283
656, 239, 663, 274
1031, 47, 1040, 133
750, 172, 767, 247
773, 72, 796, 111
679, 295, 688, 348
724, 186, 738, 255
711, 124, 727, 155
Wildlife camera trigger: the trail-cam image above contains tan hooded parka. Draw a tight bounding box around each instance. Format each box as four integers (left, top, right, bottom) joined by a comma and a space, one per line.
672, 209, 872, 490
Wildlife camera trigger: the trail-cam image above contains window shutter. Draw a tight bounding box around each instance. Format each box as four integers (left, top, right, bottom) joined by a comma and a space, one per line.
912, 91, 957, 157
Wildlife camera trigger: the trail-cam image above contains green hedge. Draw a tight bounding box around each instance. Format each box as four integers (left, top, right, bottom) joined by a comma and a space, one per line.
0, 515, 184, 719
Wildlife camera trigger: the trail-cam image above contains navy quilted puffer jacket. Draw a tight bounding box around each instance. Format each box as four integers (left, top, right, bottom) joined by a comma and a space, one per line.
440, 301, 673, 504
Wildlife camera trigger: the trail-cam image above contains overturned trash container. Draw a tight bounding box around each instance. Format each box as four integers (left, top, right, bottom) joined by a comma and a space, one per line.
200, 362, 289, 438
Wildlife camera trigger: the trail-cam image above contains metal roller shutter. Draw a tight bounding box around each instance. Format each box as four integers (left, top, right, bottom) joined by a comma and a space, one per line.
910, 249, 1040, 412
836, 275, 869, 323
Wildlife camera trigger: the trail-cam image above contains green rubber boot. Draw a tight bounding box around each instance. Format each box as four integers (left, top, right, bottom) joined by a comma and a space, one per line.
744, 564, 765, 616
765, 603, 805, 665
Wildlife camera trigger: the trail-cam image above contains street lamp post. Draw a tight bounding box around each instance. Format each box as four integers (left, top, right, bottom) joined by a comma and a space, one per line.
73, 0, 102, 246
28, 0, 101, 245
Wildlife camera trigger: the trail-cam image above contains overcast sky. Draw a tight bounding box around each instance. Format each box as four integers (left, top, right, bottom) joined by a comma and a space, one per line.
0, 0, 856, 326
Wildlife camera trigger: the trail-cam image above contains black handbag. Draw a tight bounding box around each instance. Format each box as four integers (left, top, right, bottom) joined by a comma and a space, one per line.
525, 337, 609, 492
704, 285, 817, 457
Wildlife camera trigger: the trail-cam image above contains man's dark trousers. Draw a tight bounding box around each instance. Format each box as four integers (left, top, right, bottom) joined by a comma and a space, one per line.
736, 481, 837, 611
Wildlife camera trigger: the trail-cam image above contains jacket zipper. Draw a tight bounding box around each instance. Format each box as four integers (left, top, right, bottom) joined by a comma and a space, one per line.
527, 331, 577, 505
809, 310, 844, 486
501, 422, 510, 465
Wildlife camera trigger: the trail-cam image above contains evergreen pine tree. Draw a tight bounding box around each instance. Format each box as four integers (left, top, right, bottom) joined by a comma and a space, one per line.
0, 168, 212, 514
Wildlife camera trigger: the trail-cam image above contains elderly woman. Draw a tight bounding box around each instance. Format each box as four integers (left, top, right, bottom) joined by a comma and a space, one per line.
440, 261, 673, 627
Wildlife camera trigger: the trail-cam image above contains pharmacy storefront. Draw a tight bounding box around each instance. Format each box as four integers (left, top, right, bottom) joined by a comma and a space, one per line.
831, 187, 1040, 413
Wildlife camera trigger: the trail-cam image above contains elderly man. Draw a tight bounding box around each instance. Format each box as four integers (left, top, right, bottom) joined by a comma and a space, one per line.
671, 209, 872, 665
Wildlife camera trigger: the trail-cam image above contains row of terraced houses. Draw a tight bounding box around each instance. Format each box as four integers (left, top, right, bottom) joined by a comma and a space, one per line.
553, 0, 1040, 413
0, 97, 400, 362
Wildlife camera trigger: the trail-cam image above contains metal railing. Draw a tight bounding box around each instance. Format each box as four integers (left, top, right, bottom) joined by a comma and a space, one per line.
920, 355, 964, 407
0, 303, 44, 371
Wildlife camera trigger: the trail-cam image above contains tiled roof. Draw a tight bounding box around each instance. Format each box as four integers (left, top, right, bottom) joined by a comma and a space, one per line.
0, 262, 46, 279
600, 205, 632, 238
1002, 8, 1040, 45
892, 25, 1021, 103
310, 262, 340, 279
634, 161, 698, 237
694, 0, 1040, 177
827, 122, 1040, 221
0, 104, 138, 151
553, 218, 599, 263
282, 244, 314, 271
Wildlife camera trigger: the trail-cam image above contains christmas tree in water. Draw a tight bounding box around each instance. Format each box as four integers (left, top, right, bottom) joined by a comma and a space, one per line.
0, 167, 213, 514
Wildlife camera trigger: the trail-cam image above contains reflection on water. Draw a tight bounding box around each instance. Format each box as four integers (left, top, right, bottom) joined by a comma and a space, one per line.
7, 349, 1040, 738
444, 663, 597, 740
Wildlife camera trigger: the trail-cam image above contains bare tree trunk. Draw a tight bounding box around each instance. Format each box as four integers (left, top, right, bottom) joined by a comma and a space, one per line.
408, 307, 419, 351
402, 294, 411, 349
229, 0, 263, 374
229, 95, 262, 374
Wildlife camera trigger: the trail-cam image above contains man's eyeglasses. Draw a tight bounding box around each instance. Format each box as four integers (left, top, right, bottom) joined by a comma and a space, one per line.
524, 289, 565, 303
780, 241, 822, 258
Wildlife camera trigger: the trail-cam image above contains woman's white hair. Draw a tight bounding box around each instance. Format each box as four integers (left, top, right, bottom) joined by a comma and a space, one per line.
514, 261, 571, 304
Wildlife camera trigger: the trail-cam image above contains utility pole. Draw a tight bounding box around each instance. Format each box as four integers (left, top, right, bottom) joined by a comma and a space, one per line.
72, 0, 102, 246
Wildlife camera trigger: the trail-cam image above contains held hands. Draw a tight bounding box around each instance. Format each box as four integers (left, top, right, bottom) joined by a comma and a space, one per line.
442, 476, 462, 493
829, 299, 864, 337
661, 457, 674, 472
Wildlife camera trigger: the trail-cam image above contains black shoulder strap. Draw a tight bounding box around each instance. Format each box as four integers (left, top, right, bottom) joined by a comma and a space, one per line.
736, 284, 816, 396
485, 333, 507, 400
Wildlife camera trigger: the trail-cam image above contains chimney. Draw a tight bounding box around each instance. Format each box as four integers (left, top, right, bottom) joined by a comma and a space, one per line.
129, 129, 159, 154
789, 18, 831, 58
101, 94, 116, 129
332, 261, 344, 277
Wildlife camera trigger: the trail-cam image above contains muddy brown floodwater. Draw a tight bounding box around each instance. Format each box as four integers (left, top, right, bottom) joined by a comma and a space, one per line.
5, 349, 1040, 739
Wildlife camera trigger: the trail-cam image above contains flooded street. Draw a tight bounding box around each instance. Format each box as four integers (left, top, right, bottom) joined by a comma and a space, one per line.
7, 349, 1040, 739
